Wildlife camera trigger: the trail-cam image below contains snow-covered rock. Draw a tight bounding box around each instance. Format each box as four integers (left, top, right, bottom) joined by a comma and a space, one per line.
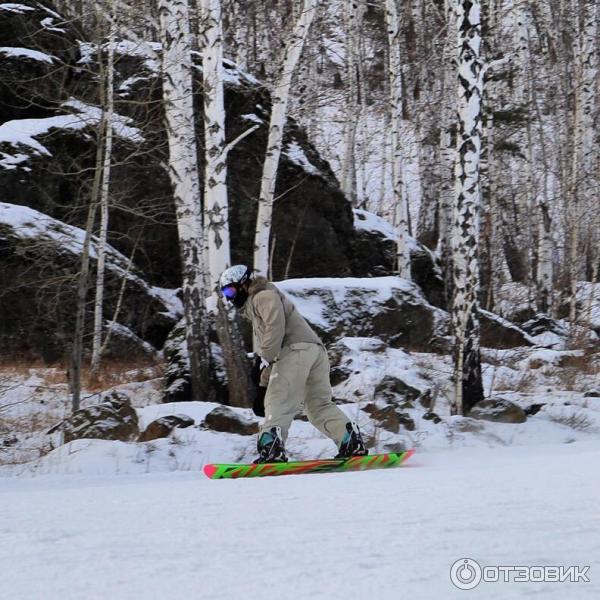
56, 391, 139, 444
203, 406, 259, 436
278, 276, 449, 351
0, 202, 177, 361
479, 309, 536, 348
469, 398, 527, 423
138, 414, 194, 442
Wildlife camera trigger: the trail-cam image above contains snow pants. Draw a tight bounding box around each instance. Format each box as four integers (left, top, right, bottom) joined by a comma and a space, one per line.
260, 342, 349, 445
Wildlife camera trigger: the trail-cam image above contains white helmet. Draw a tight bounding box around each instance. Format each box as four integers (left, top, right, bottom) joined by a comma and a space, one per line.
219, 265, 253, 307
219, 264, 252, 289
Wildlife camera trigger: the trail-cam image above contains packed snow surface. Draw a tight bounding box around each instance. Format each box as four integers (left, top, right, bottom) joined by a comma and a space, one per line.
1, 441, 598, 599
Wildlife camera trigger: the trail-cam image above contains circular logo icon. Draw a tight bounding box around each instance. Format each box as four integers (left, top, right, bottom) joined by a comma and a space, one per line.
450, 558, 482, 590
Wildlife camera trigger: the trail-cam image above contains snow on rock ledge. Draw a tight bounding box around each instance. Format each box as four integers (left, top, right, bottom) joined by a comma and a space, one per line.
277, 276, 449, 351
0, 202, 177, 361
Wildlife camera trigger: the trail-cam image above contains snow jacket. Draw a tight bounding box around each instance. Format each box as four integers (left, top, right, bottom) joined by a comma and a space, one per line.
244, 276, 322, 364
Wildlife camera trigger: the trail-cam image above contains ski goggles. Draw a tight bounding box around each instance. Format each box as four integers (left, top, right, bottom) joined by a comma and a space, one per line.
221, 284, 238, 300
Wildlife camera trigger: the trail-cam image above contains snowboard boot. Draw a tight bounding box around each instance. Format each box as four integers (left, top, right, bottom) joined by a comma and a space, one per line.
335, 422, 368, 458
254, 427, 288, 463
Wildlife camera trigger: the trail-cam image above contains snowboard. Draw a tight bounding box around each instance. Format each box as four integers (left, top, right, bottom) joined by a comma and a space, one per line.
203, 449, 414, 480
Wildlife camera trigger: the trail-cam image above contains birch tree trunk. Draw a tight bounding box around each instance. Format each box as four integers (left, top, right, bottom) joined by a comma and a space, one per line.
200, 0, 230, 290
569, 0, 598, 323
341, 0, 363, 206
450, 0, 485, 416
158, 0, 211, 401
90, 9, 116, 378
438, 2, 457, 303
384, 0, 411, 280
71, 152, 103, 413
200, 0, 255, 408
253, 0, 319, 277
521, 0, 555, 314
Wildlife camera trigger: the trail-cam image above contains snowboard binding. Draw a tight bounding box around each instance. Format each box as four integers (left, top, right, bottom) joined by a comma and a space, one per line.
335, 422, 368, 458
254, 427, 288, 463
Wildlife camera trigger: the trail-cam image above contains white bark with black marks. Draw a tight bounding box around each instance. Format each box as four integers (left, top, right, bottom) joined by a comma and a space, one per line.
91, 7, 116, 377
158, 0, 211, 401
384, 0, 411, 280
253, 0, 319, 277
450, 0, 484, 416
200, 0, 231, 291
569, 0, 598, 323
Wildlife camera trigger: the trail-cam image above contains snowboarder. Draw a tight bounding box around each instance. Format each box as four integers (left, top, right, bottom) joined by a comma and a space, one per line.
219, 265, 368, 463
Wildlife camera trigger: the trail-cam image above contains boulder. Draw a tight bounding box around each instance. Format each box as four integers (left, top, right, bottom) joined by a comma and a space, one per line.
60, 391, 139, 443
278, 277, 449, 352
349, 216, 446, 309
138, 414, 195, 442
521, 315, 569, 348
479, 310, 536, 349
374, 375, 422, 406
0, 2, 77, 121
363, 403, 415, 433
524, 403, 546, 416
0, 203, 176, 363
203, 406, 259, 436
422, 411, 442, 424
469, 398, 527, 423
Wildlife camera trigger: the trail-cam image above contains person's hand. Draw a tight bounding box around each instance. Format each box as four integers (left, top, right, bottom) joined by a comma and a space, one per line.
259, 357, 270, 370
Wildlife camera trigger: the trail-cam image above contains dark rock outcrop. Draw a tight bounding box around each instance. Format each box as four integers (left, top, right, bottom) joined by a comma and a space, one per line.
278, 278, 449, 352
203, 406, 259, 436
59, 391, 139, 443
363, 404, 415, 433
138, 414, 194, 442
480, 310, 536, 349
350, 224, 446, 309
0, 2, 77, 121
469, 398, 527, 423
374, 375, 422, 406
0, 203, 176, 363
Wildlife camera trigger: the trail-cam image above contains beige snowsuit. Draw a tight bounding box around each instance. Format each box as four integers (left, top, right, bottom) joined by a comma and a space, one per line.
244, 277, 349, 444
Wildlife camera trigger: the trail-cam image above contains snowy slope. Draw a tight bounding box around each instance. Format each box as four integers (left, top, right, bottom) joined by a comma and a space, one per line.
1, 440, 598, 600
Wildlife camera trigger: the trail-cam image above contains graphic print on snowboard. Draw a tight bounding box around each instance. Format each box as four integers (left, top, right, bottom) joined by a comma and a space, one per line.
204, 450, 414, 479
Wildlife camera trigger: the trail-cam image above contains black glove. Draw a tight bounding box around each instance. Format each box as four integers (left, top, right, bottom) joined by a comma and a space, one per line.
250, 355, 268, 417
253, 385, 266, 417
251, 354, 262, 387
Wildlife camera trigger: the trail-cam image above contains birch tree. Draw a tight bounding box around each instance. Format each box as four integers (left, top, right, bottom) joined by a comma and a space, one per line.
199, 0, 257, 408
90, 6, 116, 378
200, 0, 259, 288
516, 0, 554, 314
450, 0, 485, 415
340, 0, 363, 205
384, 0, 411, 280
200, 0, 230, 289
158, 0, 211, 401
438, 2, 457, 303
253, 0, 319, 277
569, 0, 598, 323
